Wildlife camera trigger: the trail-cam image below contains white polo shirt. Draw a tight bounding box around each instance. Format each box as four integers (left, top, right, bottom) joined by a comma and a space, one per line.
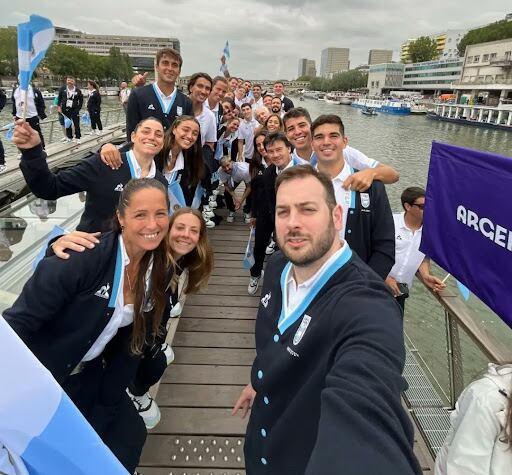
286, 242, 348, 314
344, 146, 379, 169
238, 118, 259, 159
82, 236, 134, 361
388, 212, 425, 287
218, 161, 251, 186
196, 102, 217, 146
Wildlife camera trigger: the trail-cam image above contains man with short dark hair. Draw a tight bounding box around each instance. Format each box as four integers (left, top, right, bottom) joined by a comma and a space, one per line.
57, 77, 83, 143
271, 96, 283, 116
125, 48, 192, 138
238, 103, 259, 162
273, 80, 294, 112
218, 156, 252, 223
283, 107, 399, 190
311, 114, 395, 279
263, 94, 273, 110
187, 72, 216, 149
251, 84, 263, 109
233, 165, 421, 475
205, 76, 229, 129
386, 186, 445, 309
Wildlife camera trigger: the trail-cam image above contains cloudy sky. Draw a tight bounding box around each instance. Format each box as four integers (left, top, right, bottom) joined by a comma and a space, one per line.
2, 1, 511, 79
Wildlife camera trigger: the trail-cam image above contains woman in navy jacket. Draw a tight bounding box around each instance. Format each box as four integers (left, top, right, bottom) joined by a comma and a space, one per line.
14, 117, 168, 232
3, 178, 172, 473
86, 80, 102, 134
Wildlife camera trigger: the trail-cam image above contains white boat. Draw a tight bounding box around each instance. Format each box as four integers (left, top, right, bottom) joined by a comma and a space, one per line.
325, 94, 340, 104
41, 91, 57, 101
352, 98, 411, 115
410, 104, 427, 114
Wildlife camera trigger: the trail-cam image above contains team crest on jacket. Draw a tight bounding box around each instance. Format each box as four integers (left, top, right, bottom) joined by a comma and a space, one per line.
177, 106, 183, 116
360, 193, 370, 208
114, 183, 124, 192
148, 104, 155, 110
293, 314, 311, 346
94, 283, 110, 299
261, 292, 271, 308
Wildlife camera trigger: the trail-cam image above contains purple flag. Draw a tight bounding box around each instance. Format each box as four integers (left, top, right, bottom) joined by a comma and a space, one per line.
420, 142, 512, 327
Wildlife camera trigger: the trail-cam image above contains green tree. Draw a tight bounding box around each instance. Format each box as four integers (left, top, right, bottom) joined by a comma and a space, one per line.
296, 75, 312, 81
0, 27, 18, 76
45, 43, 90, 78
458, 20, 512, 56
407, 36, 438, 63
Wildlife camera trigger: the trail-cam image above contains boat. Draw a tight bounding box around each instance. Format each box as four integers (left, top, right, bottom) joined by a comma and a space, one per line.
352, 98, 411, 115
41, 90, 57, 101
427, 108, 512, 131
317, 93, 326, 101
410, 104, 427, 115
325, 93, 340, 104
361, 106, 378, 116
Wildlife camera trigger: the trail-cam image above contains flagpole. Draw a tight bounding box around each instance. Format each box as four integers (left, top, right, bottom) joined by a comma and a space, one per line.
441, 273, 451, 284
22, 89, 28, 120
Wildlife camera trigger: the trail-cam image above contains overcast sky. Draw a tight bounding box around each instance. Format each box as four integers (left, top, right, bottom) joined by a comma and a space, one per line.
2, 1, 511, 79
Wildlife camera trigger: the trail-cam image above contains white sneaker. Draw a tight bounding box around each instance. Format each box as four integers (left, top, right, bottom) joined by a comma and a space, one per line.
0, 165, 6, 173
227, 211, 235, 223
203, 206, 215, 218
248, 275, 261, 295
60, 137, 69, 142
74, 138, 81, 144
88, 131, 94, 135
244, 213, 251, 224
161, 343, 175, 365
169, 301, 182, 318
127, 390, 161, 429
96, 129, 102, 135
213, 189, 220, 196
208, 197, 217, 208
204, 216, 215, 228
266, 239, 276, 255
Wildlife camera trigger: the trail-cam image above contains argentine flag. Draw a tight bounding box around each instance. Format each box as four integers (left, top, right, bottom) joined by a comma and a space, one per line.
0, 316, 128, 474
17, 15, 55, 91
223, 40, 230, 59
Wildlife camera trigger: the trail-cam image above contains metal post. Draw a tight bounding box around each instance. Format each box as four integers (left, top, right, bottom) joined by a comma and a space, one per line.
444, 309, 464, 409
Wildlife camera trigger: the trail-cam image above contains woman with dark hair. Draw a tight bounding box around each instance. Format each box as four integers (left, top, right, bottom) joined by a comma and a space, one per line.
264, 113, 284, 133
51, 206, 215, 429
87, 80, 102, 135
3, 178, 172, 473
435, 363, 512, 474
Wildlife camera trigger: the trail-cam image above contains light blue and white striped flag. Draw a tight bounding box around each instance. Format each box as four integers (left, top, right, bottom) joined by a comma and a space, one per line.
17, 15, 55, 92
0, 316, 129, 474
223, 40, 230, 59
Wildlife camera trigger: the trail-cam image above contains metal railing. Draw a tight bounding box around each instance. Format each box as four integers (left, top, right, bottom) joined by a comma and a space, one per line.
40, 107, 126, 145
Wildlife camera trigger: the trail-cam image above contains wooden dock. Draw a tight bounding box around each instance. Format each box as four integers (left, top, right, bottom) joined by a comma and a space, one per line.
138, 211, 435, 474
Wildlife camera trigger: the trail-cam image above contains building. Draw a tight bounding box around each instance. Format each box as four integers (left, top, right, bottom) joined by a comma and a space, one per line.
298, 58, 316, 78
402, 58, 463, 94
368, 49, 393, 65
354, 64, 370, 73
400, 30, 466, 63
54, 27, 180, 72
367, 63, 405, 95
320, 48, 350, 78
455, 38, 512, 106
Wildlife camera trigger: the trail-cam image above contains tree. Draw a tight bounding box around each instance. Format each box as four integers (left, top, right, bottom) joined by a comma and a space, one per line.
0, 27, 18, 76
407, 36, 438, 63
45, 43, 90, 78
296, 75, 312, 82
458, 20, 512, 57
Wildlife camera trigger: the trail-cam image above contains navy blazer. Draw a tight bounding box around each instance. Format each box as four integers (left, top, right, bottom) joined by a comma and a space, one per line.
126, 84, 192, 138
20, 144, 168, 232
4, 232, 136, 386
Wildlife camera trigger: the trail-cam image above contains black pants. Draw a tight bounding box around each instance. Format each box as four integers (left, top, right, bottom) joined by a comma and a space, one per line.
250, 216, 273, 278
89, 109, 103, 130
64, 110, 81, 139
16, 116, 45, 149
225, 182, 251, 213
130, 346, 168, 397
0, 138, 4, 165
63, 357, 147, 473
396, 294, 407, 313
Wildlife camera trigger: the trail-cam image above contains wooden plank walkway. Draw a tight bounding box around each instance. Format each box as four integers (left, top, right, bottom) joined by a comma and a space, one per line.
138, 210, 434, 474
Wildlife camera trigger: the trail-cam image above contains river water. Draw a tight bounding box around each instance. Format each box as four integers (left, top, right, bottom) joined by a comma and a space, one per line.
2, 95, 511, 397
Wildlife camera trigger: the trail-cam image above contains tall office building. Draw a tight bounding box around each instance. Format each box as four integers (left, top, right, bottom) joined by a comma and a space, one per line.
320, 48, 350, 77
54, 27, 180, 72
368, 49, 393, 65
298, 58, 317, 77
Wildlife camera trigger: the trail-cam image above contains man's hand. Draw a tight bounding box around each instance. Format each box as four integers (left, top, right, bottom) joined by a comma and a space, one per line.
385, 276, 401, 298
250, 218, 257, 228
132, 72, 148, 88
232, 383, 256, 419
342, 169, 376, 192
52, 231, 101, 259
423, 274, 446, 293
12, 120, 41, 149
57, 106, 62, 113
234, 199, 241, 211
100, 143, 123, 169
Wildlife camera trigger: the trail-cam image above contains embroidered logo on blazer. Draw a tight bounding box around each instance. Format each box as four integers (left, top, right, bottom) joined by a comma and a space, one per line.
293, 314, 311, 346
94, 283, 110, 299
114, 183, 124, 192
177, 106, 183, 116
360, 192, 370, 209
148, 104, 156, 110
261, 292, 271, 308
